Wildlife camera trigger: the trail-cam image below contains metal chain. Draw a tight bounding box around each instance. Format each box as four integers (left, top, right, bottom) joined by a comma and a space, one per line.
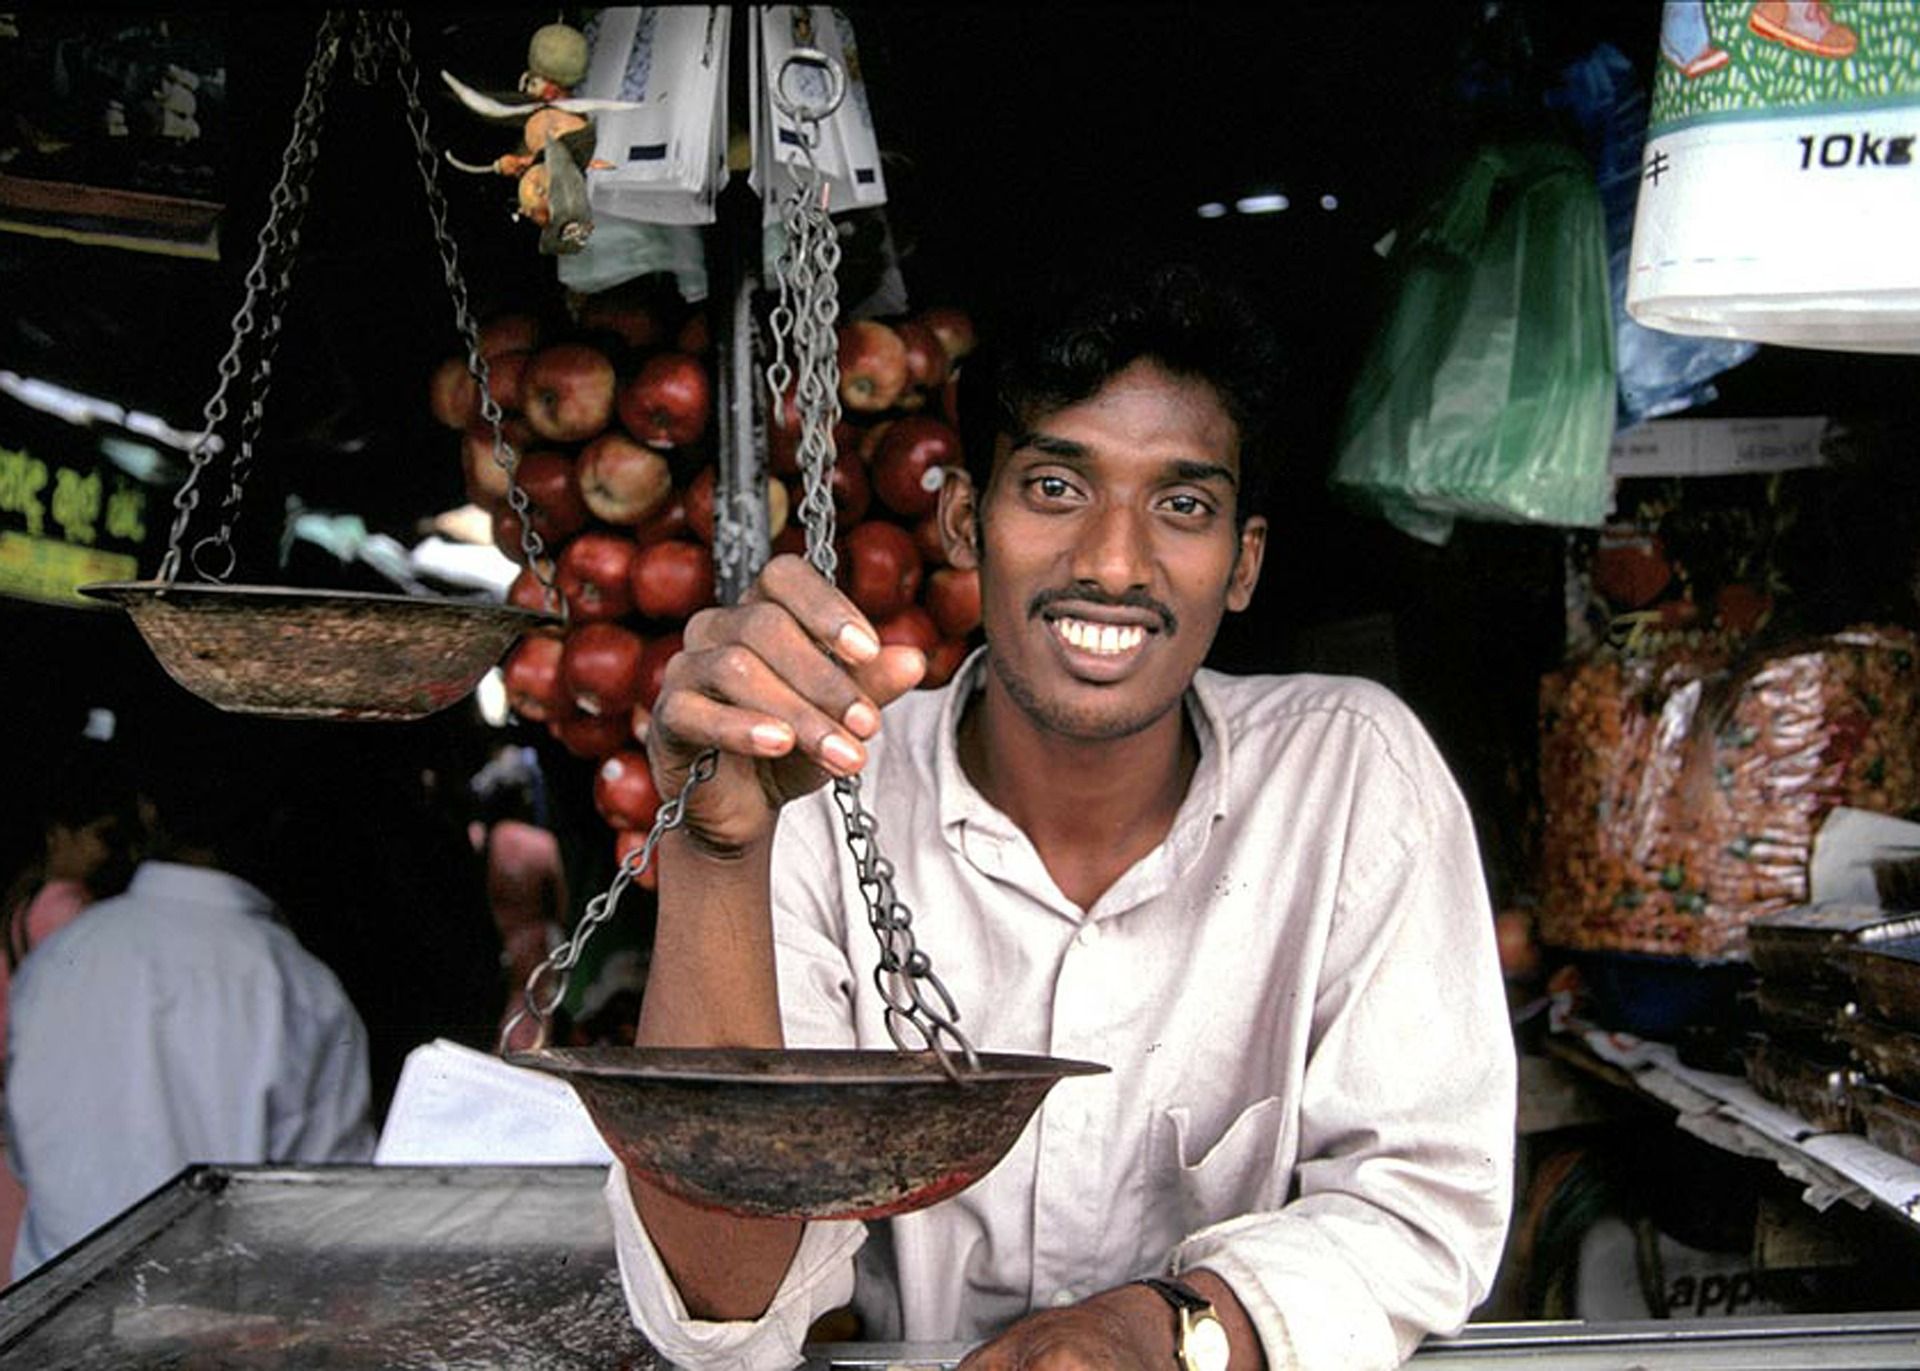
766, 48, 978, 1077
161, 12, 347, 585
501, 751, 719, 1052
382, 11, 557, 607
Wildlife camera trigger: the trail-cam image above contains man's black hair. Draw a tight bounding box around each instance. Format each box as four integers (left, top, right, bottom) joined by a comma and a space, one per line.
956, 263, 1282, 525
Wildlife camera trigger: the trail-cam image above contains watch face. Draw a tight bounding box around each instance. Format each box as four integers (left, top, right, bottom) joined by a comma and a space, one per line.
1183, 1311, 1232, 1371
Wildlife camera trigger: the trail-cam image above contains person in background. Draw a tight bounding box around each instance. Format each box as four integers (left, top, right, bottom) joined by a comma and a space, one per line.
469, 744, 570, 1052
615, 265, 1515, 1371
5, 728, 375, 1279
0, 743, 147, 1274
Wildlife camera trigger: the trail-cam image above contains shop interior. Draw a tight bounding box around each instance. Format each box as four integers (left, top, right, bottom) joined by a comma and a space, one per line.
2, 3, 1920, 1362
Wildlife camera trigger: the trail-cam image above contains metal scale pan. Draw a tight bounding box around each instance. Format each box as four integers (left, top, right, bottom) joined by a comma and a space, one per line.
513, 1047, 1107, 1220
82, 581, 558, 721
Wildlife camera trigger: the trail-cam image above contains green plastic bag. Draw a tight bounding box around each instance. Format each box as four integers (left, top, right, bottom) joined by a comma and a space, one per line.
1331, 142, 1618, 545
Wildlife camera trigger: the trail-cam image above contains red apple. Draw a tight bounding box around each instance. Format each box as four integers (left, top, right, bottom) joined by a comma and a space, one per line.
516, 450, 590, 543
429, 356, 480, 430
838, 320, 909, 414
919, 306, 977, 363
550, 711, 631, 760
523, 343, 616, 442
594, 750, 662, 831
876, 604, 940, 654
766, 388, 802, 477
576, 296, 663, 350
578, 432, 673, 526
636, 630, 684, 711
912, 513, 950, 567
686, 466, 717, 544
923, 637, 968, 690
772, 522, 809, 557
894, 318, 950, 404
925, 566, 982, 638
562, 622, 646, 717
842, 519, 922, 619
461, 417, 535, 507
633, 490, 691, 546
506, 565, 564, 618
479, 312, 543, 358
618, 352, 711, 450
558, 532, 638, 622
856, 419, 892, 467
479, 348, 532, 414
872, 416, 961, 518
630, 541, 715, 621
502, 635, 575, 722
831, 448, 871, 525
676, 311, 711, 355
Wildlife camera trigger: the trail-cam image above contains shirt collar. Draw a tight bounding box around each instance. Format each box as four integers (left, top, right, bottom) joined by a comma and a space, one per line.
933, 647, 1236, 858
127, 861, 281, 922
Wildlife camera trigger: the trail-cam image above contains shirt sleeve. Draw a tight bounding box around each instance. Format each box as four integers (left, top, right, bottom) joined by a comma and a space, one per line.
1172, 711, 1516, 1371
605, 793, 868, 1369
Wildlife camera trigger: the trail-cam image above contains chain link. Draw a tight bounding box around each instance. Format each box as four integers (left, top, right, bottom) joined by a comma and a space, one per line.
162, 12, 346, 585
501, 751, 719, 1052
382, 11, 558, 608
765, 49, 978, 1078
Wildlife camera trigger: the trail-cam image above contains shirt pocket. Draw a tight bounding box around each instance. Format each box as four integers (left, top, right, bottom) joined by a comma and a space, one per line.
1154, 1095, 1291, 1243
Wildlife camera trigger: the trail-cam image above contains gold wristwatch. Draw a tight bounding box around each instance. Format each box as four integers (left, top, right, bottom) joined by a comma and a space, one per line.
1136, 1276, 1231, 1371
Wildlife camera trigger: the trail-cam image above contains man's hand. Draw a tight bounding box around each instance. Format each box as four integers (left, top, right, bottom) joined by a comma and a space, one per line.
648, 553, 927, 856
956, 1284, 1171, 1371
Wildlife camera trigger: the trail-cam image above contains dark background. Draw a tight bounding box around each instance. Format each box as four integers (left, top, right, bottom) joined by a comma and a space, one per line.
3, 6, 1917, 1053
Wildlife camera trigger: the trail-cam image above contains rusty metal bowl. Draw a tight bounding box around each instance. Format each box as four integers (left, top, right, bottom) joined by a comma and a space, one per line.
507, 1046, 1108, 1220
79, 581, 560, 721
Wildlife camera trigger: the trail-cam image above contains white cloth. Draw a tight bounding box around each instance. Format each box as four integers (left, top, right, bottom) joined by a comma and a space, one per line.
374, 1038, 612, 1166
6, 862, 375, 1278
612, 655, 1516, 1370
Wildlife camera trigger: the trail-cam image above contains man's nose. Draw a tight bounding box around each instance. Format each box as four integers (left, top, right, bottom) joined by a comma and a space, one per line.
1070, 501, 1150, 592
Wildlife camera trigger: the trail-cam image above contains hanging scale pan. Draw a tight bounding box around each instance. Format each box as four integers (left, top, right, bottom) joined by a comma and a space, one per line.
86, 12, 561, 722
502, 42, 1109, 1223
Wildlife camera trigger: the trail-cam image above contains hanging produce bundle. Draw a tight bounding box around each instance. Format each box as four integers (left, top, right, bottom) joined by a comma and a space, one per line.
426, 293, 982, 886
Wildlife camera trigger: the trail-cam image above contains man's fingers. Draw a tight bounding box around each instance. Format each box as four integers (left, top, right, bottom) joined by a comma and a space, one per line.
656, 646, 870, 778
749, 554, 884, 666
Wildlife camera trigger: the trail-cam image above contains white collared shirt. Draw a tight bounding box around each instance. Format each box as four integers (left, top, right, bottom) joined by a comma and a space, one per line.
7, 862, 375, 1277
609, 653, 1515, 1370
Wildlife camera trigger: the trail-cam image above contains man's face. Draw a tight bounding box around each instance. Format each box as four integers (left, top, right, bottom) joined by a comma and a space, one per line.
938, 358, 1266, 742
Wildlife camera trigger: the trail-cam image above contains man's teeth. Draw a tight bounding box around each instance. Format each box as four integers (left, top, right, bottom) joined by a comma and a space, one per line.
1055, 617, 1147, 655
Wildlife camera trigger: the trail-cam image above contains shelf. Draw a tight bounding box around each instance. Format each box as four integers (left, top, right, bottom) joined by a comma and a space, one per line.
1544, 1025, 1920, 1230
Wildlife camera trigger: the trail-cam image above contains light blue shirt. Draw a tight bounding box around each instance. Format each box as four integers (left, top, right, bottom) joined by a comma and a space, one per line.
6, 862, 375, 1278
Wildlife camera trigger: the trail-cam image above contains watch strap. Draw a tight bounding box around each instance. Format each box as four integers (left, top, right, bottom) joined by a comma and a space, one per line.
1136, 1275, 1212, 1315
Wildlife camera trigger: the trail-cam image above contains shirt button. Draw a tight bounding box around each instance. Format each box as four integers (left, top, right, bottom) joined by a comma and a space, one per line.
1077, 923, 1102, 946
1051, 1289, 1078, 1307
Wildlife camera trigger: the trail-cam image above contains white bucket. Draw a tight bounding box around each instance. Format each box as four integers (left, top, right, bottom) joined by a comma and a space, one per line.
1627, 1, 1920, 353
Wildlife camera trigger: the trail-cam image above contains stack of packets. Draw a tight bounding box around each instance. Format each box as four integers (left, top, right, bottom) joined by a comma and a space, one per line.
1539, 626, 1920, 960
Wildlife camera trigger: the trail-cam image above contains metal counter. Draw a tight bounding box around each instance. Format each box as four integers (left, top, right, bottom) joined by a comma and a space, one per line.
1, 1165, 1917, 1369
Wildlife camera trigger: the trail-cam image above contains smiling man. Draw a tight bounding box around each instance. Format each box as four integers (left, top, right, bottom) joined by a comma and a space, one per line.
610, 266, 1515, 1371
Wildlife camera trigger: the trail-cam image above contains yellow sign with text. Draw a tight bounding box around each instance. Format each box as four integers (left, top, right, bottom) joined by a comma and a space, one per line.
0, 440, 153, 607
0, 530, 137, 607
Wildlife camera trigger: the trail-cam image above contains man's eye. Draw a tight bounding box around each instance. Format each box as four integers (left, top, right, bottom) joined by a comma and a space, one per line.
1163, 494, 1209, 516
1034, 476, 1072, 499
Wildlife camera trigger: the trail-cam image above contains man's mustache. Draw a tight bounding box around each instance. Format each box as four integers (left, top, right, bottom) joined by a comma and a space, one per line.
1027, 586, 1177, 635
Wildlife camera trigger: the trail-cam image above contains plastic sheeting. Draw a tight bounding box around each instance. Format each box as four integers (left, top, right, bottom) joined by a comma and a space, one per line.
0, 1165, 655, 1369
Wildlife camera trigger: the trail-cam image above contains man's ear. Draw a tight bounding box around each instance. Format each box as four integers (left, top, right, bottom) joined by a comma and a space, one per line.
1226, 516, 1266, 613
937, 468, 981, 570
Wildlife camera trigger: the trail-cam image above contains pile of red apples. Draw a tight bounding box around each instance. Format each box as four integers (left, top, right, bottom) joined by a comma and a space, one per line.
429, 298, 982, 882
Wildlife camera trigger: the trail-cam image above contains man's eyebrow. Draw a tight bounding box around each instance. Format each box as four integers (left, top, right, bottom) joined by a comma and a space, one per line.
1009, 431, 1086, 459
1171, 459, 1238, 488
